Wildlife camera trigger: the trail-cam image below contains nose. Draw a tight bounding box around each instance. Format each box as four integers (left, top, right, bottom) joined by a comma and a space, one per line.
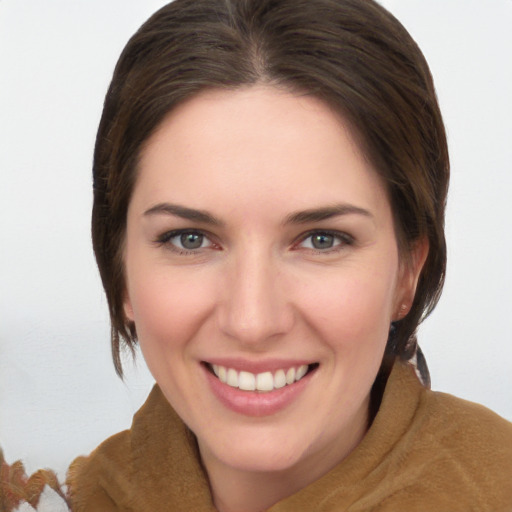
217, 247, 294, 346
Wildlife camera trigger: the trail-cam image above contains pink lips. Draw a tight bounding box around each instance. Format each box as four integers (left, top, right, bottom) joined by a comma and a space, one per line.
202, 361, 316, 417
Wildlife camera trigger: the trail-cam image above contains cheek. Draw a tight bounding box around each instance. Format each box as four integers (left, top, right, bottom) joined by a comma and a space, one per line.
126, 266, 215, 354
298, 264, 397, 352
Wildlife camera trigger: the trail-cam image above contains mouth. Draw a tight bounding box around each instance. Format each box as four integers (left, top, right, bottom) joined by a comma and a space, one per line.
204, 362, 319, 393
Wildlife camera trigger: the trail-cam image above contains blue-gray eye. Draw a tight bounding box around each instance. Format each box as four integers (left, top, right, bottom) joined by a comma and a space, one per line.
156, 229, 215, 252
310, 233, 335, 249
180, 232, 204, 249
298, 231, 351, 251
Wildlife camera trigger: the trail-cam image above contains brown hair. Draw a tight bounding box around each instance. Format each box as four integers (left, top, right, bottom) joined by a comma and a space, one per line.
92, 0, 449, 380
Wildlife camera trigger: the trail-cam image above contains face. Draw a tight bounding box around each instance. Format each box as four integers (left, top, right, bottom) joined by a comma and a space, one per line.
124, 86, 423, 482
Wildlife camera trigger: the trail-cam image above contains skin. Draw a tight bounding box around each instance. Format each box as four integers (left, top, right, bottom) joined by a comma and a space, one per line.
123, 86, 427, 512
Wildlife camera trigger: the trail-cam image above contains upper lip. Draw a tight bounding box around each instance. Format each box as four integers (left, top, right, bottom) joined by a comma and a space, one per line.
203, 358, 316, 374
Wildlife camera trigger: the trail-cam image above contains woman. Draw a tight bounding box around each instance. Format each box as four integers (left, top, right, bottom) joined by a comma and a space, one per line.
2, 0, 511, 510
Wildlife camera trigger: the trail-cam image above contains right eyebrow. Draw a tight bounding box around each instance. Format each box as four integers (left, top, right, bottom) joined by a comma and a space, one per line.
284, 203, 373, 225
143, 203, 224, 226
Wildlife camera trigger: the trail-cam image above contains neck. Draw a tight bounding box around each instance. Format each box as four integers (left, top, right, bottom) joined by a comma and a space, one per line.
209, 468, 297, 512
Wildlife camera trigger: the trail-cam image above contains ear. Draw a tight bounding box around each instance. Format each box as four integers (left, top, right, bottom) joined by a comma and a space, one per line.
123, 293, 135, 322
393, 236, 429, 321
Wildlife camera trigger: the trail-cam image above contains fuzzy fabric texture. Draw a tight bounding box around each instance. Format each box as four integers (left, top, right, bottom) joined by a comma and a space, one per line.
0, 451, 70, 511
64, 362, 512, 511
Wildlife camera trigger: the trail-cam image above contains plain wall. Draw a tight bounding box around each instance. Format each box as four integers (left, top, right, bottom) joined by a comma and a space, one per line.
1, 0, 511, 479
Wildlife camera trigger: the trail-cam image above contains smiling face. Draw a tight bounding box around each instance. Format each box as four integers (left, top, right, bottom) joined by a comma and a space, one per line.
123, 86, 424, 486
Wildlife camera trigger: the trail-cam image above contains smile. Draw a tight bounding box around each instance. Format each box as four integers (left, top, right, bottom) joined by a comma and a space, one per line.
207, 363, 318, 393
203, 361, 319, 416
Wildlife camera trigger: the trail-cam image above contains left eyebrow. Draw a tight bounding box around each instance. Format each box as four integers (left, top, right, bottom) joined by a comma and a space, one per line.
284, 204, 373, 224
143, 202, 224, 226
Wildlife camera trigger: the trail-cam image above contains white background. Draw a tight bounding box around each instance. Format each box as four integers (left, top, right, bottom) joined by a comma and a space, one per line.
1, 0, 511, 480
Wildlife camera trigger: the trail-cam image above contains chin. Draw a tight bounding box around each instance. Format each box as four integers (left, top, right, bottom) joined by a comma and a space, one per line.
218, 447, 305, 474
200, 425, 311, 474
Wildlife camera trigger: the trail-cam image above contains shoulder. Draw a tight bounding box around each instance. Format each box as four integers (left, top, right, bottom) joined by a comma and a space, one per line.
362, 363, 512, 511
66, 429, 132, 512
419, 387, 512, 460
66, 385, 164, 512
385, 383, 512, 511
65, 384, 213, 512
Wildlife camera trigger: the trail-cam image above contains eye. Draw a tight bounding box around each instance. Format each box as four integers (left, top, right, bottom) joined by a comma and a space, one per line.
177, 232, 207, 250
297, 231, 353, 251
156, 229, 215, 253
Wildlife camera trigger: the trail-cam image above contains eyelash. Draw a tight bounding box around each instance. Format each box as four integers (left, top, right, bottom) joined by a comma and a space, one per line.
154, 229, 354, 255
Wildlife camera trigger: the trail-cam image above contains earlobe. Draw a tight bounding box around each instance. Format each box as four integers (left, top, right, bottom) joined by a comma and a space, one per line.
396, 302, 410, 320
394, 237, 429, 320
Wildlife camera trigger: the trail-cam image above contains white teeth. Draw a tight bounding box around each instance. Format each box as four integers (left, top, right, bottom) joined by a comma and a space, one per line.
227, 368, 238, 387
286, 367, 296, 385
210, 364, 313, 392
239, 371, 256, 391
295, 364, 308, 381
274, 369, 286, 389
256, 371, 274, 391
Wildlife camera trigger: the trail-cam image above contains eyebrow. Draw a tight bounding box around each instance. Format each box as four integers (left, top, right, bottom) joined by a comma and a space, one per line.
143, 202, 372, 226
143, 203, 224, 226
284, 204, 373, 224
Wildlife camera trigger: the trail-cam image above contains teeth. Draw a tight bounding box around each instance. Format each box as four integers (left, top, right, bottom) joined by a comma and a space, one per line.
211, 364, 312, 392
239, 371, 256, 391
296, 364, 308, 381
256, 371, 274, 391
274, 369, 286, 389
227, 368, 238, 387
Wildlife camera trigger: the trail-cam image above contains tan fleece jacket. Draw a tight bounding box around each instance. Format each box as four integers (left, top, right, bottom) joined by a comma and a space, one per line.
66, 363, 512, 511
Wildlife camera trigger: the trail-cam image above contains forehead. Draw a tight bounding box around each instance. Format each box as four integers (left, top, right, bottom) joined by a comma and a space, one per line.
134, 86, 390, 222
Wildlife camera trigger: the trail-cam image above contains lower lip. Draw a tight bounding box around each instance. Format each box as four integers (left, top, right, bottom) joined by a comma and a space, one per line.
203, 365, 314, 417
